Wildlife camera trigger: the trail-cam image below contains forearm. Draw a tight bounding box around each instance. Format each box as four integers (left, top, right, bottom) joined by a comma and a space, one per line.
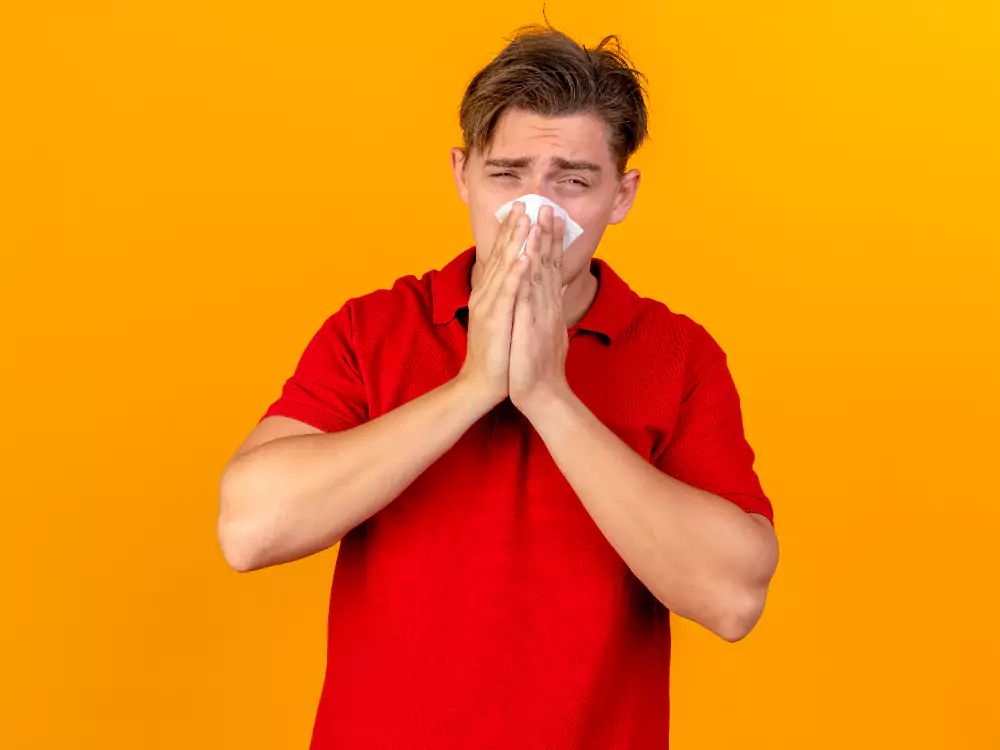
219, 375, 492, 571
527, 388, 778, 641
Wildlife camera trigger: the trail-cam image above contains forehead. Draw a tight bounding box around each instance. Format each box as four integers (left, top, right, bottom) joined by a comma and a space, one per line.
482, 109, 613, 166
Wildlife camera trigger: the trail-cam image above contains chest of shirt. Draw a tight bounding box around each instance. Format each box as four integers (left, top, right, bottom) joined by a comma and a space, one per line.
354, 324, 685, 607
362, 320, 684, 460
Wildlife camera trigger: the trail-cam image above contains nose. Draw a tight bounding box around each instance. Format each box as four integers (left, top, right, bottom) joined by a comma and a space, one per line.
524, 177, 545, 197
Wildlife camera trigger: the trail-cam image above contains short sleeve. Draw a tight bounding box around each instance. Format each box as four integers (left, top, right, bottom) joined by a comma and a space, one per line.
258, 301, 369, 433
653, 327, 774, 526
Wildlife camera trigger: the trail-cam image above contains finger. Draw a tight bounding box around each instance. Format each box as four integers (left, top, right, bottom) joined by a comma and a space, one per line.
471, 240, 504, 307
486, 207, 526, 291
514, 224, 539, 320
525, 222, 545, 320
505, 247, 533, 333
512, 247, 534, 336
485, 213, 530, 311
547, 216, 565, 306
539, 205, 553, 270
473, 203, 522, 304
491, 200, 525, 266
536, 209, 556, 312
505, 212, 531, 269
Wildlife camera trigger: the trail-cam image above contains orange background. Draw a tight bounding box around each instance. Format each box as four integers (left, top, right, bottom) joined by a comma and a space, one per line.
3, 1, 998, 748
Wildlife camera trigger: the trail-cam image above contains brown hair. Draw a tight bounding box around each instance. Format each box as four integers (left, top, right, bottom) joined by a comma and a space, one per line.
458, 22, 650, 176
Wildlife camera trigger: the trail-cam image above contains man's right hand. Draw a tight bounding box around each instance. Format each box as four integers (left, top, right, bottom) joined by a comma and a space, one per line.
457, 200, 532, 409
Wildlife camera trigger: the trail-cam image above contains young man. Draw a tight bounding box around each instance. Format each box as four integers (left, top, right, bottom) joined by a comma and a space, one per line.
219, 24, 778, 749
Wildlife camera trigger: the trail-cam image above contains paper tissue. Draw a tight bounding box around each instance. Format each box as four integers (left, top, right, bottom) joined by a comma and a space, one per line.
494, 193, 584, 256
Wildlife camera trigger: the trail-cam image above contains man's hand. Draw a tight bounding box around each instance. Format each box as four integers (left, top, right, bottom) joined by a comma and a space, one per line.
509, 204, 571, 419
457, 200, 532, 410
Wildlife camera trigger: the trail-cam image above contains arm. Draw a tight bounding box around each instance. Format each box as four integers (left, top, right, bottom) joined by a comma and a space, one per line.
526, 389, 778, 642
508, 205, 776, 641
218, 202, 531, 573
218, 375, 492, 572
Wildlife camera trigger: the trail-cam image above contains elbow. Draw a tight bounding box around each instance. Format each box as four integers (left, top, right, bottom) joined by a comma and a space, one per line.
715, 615, 757, 644
217, 466, 267, 573
217, 515, 266, 573
714, 587, 767, 643
216, 465, 345, 572
715, 517, 778, 642
219, 532, 258, 573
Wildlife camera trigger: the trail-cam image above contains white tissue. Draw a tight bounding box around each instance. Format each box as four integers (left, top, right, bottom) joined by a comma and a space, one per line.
494, 193, 584, 256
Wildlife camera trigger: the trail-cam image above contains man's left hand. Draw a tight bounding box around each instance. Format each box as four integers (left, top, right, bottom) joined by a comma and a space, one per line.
509, 205, 572, 420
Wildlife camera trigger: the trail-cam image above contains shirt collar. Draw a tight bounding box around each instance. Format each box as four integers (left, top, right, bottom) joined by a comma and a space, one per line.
431, 245, 635, 344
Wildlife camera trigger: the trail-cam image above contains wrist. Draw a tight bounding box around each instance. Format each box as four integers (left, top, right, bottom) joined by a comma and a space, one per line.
451, 372, 502, 418
515, 380, 576, 426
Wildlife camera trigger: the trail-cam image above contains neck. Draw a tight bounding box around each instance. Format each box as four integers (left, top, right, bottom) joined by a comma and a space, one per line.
564, 267, 599, 328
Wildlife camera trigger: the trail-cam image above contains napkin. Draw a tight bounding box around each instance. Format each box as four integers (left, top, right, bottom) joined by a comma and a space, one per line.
494, 193, 584, 256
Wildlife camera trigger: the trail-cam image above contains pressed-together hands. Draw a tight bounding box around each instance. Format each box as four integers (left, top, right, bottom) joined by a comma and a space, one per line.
458, 200, 572, 420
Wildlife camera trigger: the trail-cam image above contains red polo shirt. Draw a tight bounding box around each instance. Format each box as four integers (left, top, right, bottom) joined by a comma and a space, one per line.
259, 245, 773, 749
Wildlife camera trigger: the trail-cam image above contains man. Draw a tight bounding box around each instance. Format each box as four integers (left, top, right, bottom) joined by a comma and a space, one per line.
218, 23, 778, 749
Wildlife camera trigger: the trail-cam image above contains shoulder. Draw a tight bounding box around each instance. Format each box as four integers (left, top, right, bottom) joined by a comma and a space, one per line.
337, 264, 437, 333
624, 297, 736, 409
626, 295, 725, 361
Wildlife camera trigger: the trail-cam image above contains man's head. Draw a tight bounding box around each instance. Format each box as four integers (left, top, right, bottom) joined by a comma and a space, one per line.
451, 24, 649, 288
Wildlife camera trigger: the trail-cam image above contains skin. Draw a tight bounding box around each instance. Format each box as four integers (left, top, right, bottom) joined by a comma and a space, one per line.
219, 105, 779, 642
450, 107, 640, 330
449, 107, 779, 641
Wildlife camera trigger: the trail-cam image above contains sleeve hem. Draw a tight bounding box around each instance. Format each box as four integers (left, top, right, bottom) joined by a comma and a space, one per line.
718, 491, 775, 527
258, 401, 359, 434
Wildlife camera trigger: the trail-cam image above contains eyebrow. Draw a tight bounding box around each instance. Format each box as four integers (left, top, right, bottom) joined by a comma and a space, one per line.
483, 156, 603, 174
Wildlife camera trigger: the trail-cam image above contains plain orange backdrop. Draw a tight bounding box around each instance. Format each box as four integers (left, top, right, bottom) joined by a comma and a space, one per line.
3, 1, 998, 748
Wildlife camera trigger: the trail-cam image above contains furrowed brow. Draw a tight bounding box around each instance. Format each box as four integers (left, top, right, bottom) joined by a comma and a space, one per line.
484, 156, 532, 169
550, 157, 602, 173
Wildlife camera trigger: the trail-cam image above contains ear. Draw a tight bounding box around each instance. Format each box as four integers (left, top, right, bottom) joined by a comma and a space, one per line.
608, 169, 641, 225
450, 147, 470, 205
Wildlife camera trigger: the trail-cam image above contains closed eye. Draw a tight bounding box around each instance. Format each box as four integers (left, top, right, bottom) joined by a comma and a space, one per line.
488, 172, 589, 187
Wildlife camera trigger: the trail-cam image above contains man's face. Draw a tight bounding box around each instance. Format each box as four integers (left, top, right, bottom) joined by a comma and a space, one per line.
450, 108, 640, 284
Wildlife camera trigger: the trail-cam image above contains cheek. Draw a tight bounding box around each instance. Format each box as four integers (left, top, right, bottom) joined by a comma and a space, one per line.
566, 202, 603, 233
471, 209, 502, 250
561, 198, 613, 251
561, 219, 604, 267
